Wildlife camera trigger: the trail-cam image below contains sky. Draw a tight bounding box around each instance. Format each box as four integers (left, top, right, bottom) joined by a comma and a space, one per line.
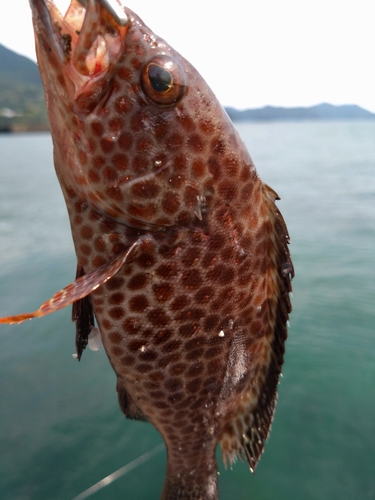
1, 0, 374, 112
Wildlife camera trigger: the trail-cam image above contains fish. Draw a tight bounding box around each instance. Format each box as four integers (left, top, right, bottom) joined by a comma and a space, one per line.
0, 1, 293, 498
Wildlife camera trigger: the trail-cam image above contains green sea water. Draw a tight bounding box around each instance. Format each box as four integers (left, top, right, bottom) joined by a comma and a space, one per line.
0, 121, 374, 500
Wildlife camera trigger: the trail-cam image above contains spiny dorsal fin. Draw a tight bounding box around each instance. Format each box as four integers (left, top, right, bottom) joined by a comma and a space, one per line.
220, 182, 293, 471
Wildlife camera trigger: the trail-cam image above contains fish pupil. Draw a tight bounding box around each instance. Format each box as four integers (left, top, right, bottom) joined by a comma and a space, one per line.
148, 64, 172, 93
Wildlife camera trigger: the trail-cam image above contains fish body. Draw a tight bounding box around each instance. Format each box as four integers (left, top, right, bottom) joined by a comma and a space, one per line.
3, 1, 293, 498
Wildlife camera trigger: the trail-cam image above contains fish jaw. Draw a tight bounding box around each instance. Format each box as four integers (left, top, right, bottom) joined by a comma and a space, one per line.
29, 0, 132, 221
29, 0, 231, 231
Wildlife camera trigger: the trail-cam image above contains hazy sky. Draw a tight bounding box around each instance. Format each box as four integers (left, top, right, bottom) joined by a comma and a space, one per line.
1, 0, 374, 111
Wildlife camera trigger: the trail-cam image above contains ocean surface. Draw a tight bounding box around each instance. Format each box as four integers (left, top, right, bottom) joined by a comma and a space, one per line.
0, 121, 374, 500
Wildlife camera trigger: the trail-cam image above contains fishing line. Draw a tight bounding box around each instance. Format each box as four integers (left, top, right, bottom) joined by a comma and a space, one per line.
72, 443, 165, 500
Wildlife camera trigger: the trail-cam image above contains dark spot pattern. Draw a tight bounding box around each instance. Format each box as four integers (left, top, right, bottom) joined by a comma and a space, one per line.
37, 5, 293, 497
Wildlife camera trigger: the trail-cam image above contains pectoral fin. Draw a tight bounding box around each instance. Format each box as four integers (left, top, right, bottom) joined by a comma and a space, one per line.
0, 239, 143, 325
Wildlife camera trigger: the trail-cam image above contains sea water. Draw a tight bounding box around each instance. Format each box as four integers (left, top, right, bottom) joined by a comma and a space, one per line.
0, 121, 374, 500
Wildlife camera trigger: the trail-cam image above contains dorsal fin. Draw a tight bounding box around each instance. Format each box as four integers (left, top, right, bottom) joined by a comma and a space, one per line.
220, 182, 293, 471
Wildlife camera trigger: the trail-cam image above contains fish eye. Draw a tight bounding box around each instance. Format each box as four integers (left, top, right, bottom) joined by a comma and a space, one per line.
141, 56, 186, 105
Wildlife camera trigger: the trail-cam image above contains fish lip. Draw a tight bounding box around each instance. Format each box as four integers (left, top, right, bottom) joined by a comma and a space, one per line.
29, 0, 66, 64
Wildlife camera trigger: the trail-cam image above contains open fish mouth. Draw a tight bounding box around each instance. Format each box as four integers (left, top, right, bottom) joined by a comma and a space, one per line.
30, 0, 185, 231
29, 0, 129, 92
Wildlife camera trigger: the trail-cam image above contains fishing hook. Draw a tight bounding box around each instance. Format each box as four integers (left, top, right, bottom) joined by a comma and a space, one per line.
77, 0, 128, 26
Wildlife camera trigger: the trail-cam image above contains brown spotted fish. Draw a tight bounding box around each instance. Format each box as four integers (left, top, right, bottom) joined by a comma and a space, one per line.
1, 1, 293, 498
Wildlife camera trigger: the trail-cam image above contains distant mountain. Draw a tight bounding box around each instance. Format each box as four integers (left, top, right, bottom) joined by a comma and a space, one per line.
1, 44, 374, 132
225, 103, 375, 121
0, 43, 42, 86
0, 44, 48, 131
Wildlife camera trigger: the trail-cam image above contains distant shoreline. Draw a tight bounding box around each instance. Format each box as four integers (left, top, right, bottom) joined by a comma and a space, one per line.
2, 103, 375, 133
225, 103, 375, 122
1, 44, 375, 132
0, 124, 50, 133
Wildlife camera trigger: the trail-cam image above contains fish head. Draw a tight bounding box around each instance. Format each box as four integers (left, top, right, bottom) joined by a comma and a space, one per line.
29, 0, 229, 230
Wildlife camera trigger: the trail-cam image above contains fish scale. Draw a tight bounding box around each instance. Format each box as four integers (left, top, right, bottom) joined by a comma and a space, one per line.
0, 1, 293, 498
